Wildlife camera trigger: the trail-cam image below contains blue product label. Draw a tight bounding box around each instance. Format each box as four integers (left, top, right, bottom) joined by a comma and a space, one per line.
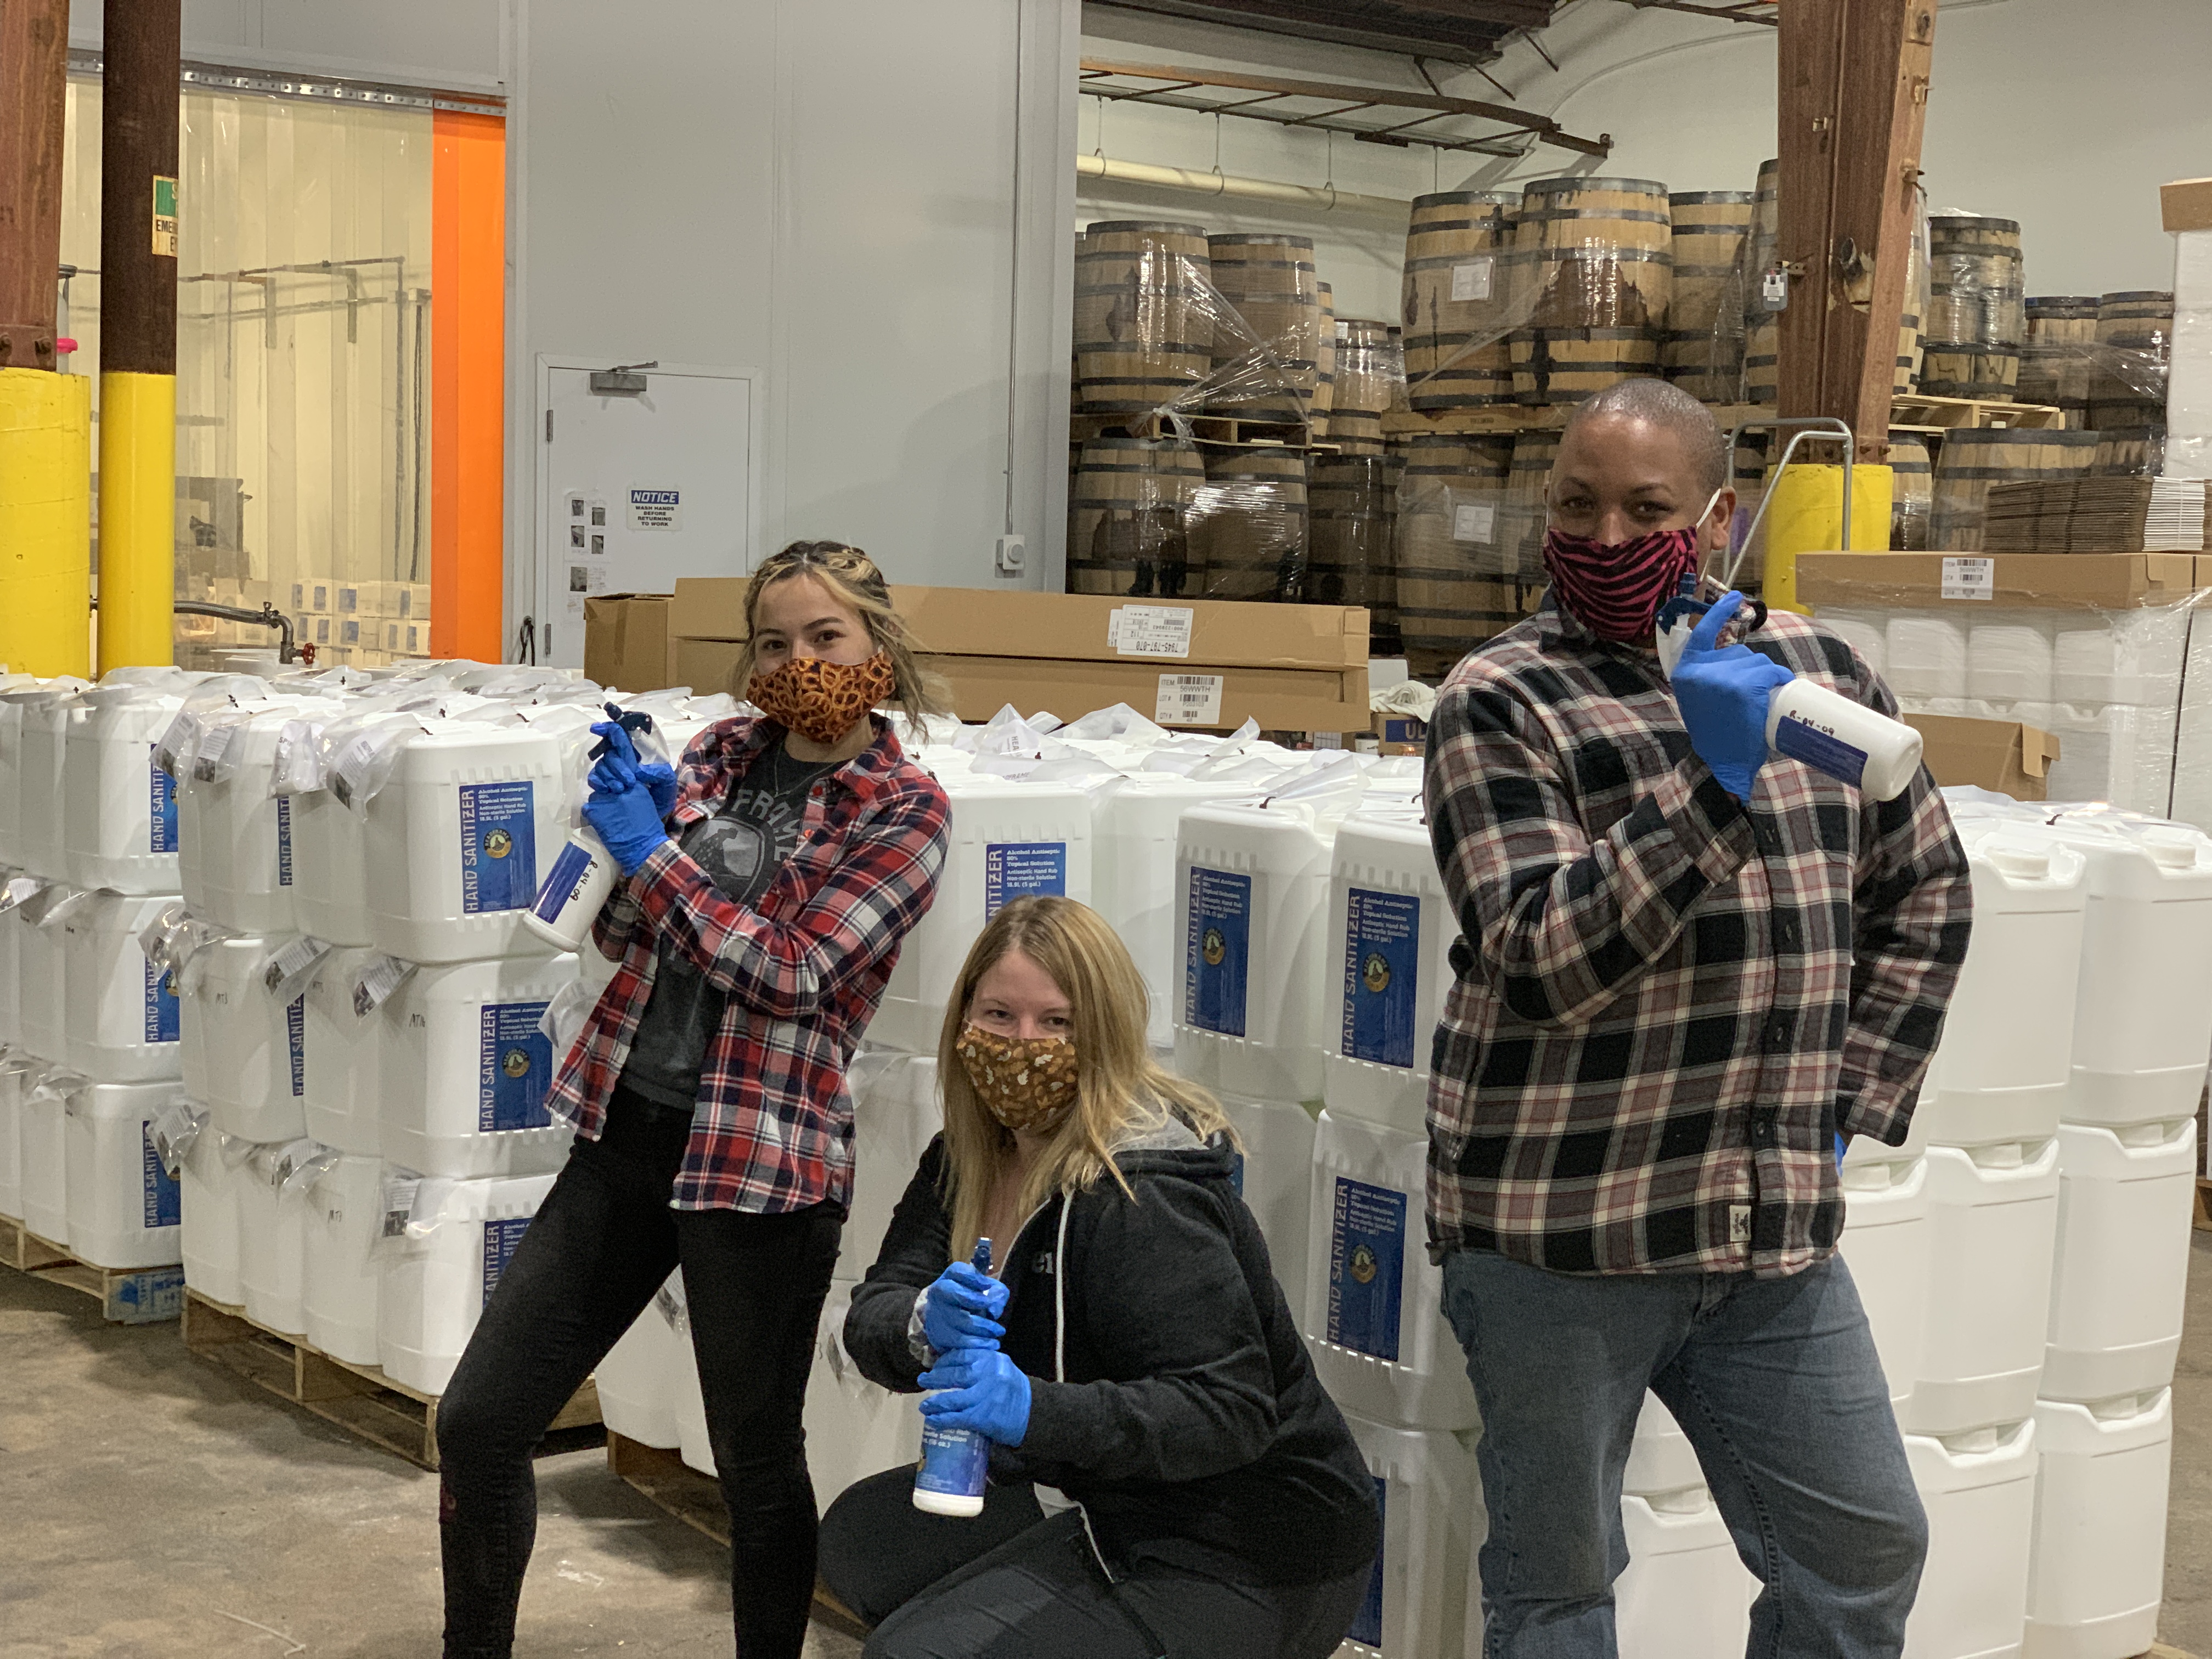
1774, 713, 1868, 788
479, 1001, 554, 1132
913, 1420, 992, 1500
141, 1122, 181, 1229
482, 1215, 533, 1308
1183, 867, 1252, 1037
982, 842, 1068, 919
532, 838, 596, 923
459, 781, 538, 915
1327, 1177, 1407, 1363
276, 796, 294, 887
143, 955, 180, 1045
1343, 889, 1421, 1069
1346, 1475, 1387, 1647
286, 995, 306, 1096
149, 749, 178, 853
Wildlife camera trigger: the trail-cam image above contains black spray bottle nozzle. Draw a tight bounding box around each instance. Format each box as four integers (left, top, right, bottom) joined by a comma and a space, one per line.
588, 703, 657, 763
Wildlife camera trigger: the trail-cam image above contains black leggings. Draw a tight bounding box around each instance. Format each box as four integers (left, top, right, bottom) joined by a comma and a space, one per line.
434, 1087, 843, 1659
819, 1468, 1372, 1659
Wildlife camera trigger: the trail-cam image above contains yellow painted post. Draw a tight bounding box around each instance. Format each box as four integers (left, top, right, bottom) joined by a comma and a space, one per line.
95, 371, 177, 670
0, 368, 94, 678
1764, 463, 1893, 615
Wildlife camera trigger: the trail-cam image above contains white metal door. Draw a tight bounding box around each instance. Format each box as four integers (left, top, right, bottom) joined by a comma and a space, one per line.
534, 359, 759, 668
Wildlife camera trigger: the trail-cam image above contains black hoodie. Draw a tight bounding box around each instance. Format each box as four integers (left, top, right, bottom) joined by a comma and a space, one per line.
844, 1121, 1380, 1588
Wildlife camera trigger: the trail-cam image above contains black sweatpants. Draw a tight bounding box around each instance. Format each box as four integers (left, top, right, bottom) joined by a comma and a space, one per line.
435, 1086, 843, 1659
819, 1467, 1372, 1659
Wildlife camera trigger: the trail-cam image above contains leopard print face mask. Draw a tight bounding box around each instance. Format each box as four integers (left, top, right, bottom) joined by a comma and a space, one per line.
956, 1024, 1080, 1135
746, 651, 896, 746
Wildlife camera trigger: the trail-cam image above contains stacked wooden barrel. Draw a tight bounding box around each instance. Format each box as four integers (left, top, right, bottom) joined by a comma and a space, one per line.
1401, 190, 1518, 411
1066, 437, 1206, 596
1888, 431, 1933, 551
1188, 448, 1309, 601
1896, 211, 1926, 393
1074, 222, 1213, 415
1742, 160, 1781, 405
1329, 320, 1404, 455
1928, 427, 2099, 551
1312, 282, 1338, 437
2018, 296, 2098, 417
2088, 290, 2173, 430
1509, 177, 1670, 405
1500, 431, 1562, 581
1661, 190, 1752, 403
1307, 454, 1404, 646
1393, 435, 1517, 675
1205, 235, 1322, 424
2093, 427, 2164, 477
1921, 215, 2025, 401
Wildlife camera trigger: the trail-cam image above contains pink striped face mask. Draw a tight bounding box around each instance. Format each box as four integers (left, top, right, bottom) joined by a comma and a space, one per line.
1541, 489, 1723, 645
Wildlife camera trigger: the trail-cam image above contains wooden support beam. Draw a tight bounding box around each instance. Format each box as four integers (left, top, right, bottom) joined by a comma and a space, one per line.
0, 0, 71, 368
1775, 0, 1935, 460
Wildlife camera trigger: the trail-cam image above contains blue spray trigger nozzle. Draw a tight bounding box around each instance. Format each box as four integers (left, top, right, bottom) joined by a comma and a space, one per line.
588, 703, 657, 762
1654, 573, 1710, 640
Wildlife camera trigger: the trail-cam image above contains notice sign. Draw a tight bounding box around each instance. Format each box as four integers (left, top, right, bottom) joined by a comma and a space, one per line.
1940, 556, 1994, 601
628, 488, 682, 531
153, 176, 178, 257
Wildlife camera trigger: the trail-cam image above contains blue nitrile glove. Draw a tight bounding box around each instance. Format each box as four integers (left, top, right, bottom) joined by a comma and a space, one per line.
917, 1346, 1031, 1447
582, 777, 669, 876
921, 1260, 1009, 1352
1671, 591, 1796, 802
1836, 1132, 1849, 1169
591, 707, 678, 818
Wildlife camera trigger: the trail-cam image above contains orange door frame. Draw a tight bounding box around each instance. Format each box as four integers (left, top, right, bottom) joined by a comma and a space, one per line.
430, 109, 505, 662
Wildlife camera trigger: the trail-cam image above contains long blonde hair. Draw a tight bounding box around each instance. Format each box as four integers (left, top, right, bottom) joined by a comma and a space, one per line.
735, 540, 952, 735
938, 896, 1236, 1261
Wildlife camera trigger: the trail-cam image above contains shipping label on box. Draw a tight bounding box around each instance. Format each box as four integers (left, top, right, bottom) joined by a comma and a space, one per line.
1155, 672, 1225, 726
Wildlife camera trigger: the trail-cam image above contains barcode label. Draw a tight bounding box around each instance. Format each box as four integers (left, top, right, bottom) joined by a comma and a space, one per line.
1108, 604, 1195, 660
1940, 556, 1994, 601
1155, 673, 1224, 727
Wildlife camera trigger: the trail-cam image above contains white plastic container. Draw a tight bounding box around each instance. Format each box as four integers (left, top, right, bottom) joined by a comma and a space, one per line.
65, 684, 188, 895
377, 953, 581, 1179
1090, 775, 1259, 1048
0, 905, 20, 1052
0, 684, 47, 869
1338, 1410, 1481, 1659
177, 703, 312, 936
1916, 826, 2087, 1149
293, 788, 376, 946
521, 827, 618, 953
1322, 812, 1454, 1136
674, 1292, 714, 1476
1838, 1152, 1932, 1410
595, 1280, 686, 1451
301, 947, 386, 1156
363, 723, 570, 964
1904, 1138, 2060, 1437
1617, 1486, 1758, 1659
1176, 801, 1338, 1103
1623, 1394, 1703, 1498
870, 777, 1092, 1053
806, 1279, 928, 1506
837, 1053, 943, 1280
16, 893, 69, 1063
1903, 1418, 2038, 1659
1215, 1091, 1317, 1322
1764, 676, 1925, 802
13, 687, 82, 882
2022, 1390, 2171, 1659
19, 1073, 69, 1244
178, 1123, 245, 1305
0, 1065, 24, 1218
1305, 1109, 1479, 1432
63, 1080, 185, 1269
237, 1141, 312, 1336
180, 935, 309, 1144
2042, 1119, 2197, 1403
301, 1152, 386, 1363
377, 1172, 557, 1396
61, 892, 184, 1084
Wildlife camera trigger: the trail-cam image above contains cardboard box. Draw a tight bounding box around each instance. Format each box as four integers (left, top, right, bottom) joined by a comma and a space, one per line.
1904, 713, 2059, 802
1795, 552, 2205, 612
924, 654, 1369, 735
2163, 177, 2212, 234
669, 577, 1369, 670
672, 636, 744, 697
586, 593, 676, 692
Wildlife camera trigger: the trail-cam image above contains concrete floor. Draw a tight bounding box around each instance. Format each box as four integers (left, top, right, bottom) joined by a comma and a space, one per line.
2, 1237, 2208, 1659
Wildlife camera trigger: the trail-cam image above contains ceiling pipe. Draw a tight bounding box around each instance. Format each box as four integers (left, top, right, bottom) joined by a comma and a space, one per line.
1077, 153, 1412, 216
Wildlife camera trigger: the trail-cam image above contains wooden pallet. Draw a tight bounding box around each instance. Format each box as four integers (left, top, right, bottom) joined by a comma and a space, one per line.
180, 1290, 602, 1470
1378, 394, 2066, 440
1070, 411, 1335, 450
0, 1216, 185, 1323
1884, 393, 2067, 432
603, 1432, 873, 1640
2194, 1178, 2212, 1233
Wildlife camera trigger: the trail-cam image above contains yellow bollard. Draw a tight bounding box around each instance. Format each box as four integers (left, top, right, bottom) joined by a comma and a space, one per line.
0, 368, 94, 679
1763, 462, 1892, 615
95, 371, 177, 672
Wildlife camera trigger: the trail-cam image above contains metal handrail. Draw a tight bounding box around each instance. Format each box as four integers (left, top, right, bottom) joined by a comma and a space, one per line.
1723, 416, 1857, 589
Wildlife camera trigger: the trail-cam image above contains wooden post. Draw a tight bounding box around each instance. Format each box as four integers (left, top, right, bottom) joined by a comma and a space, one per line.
0, 0, 71, 368
1776, 0, 1936, 462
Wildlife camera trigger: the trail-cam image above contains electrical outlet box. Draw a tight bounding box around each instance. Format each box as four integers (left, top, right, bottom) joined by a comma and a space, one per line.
995, 534, 1026, 577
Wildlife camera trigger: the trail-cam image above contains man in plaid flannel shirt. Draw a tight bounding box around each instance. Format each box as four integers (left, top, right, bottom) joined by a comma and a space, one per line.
1424, 380, 1971, 1656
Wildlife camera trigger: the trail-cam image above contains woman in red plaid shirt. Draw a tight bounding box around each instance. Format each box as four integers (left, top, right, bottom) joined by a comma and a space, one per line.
435, 543, 953, 1659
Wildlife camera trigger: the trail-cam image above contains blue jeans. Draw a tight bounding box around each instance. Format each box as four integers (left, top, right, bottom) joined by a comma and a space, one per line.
1440, 1248, 1926, 1659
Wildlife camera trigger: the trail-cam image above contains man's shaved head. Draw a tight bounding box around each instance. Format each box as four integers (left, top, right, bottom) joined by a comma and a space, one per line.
1559, 377, 1730, 498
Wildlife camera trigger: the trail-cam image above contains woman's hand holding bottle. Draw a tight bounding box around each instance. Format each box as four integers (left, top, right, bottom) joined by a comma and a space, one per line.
917, 1347, 1031, 1447
920, 1261, 1008, 1352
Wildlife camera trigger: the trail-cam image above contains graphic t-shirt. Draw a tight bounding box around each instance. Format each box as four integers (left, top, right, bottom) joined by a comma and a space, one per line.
616, 738, 839, 1111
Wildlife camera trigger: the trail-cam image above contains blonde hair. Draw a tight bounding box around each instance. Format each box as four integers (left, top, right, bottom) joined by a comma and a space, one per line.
735, 540, 953, 735
938, 896, 1236, 1261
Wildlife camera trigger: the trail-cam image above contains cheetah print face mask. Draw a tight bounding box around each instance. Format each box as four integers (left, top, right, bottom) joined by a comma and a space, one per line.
746, 651, 896, 747
956, 1025, 1080, 1135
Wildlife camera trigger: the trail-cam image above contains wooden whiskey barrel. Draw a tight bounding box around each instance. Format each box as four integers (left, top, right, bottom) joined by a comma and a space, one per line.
1501, 430, 1562, 582
1928, 426, 2100, 551
1206, 235, 1321, 424
1073, 221, 1213, 415
1402, 190, 1517, 412
1513, 176, 1673, 331
1918, 343, 2021, 402
2018, 295, 2098, 415
1511, 327, 1661, 407
1926, 215, 2025, 348
1307, 454, 1405, 645
2089, 290, 2173, 429
1066, 437, 1206, 596
1897, 211, 1926, 393
1312, 281, 1338, 437
1188, 448, 1309, 601
1395, 435, 1519, 671
1888, 431, 1932, 551
1662, 190, 1753, 403
2092, 427, 2164, 478
1329, 319, 1404, 455
1738, 161, 1780, 405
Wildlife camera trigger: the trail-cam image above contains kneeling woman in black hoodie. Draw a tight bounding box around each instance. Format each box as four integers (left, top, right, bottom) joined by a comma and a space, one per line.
822, 895, 1378, 1659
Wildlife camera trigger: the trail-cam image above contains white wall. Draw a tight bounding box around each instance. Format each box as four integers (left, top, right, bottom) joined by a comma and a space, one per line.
68, 0, 504, 92
509, 0, 1079, 623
